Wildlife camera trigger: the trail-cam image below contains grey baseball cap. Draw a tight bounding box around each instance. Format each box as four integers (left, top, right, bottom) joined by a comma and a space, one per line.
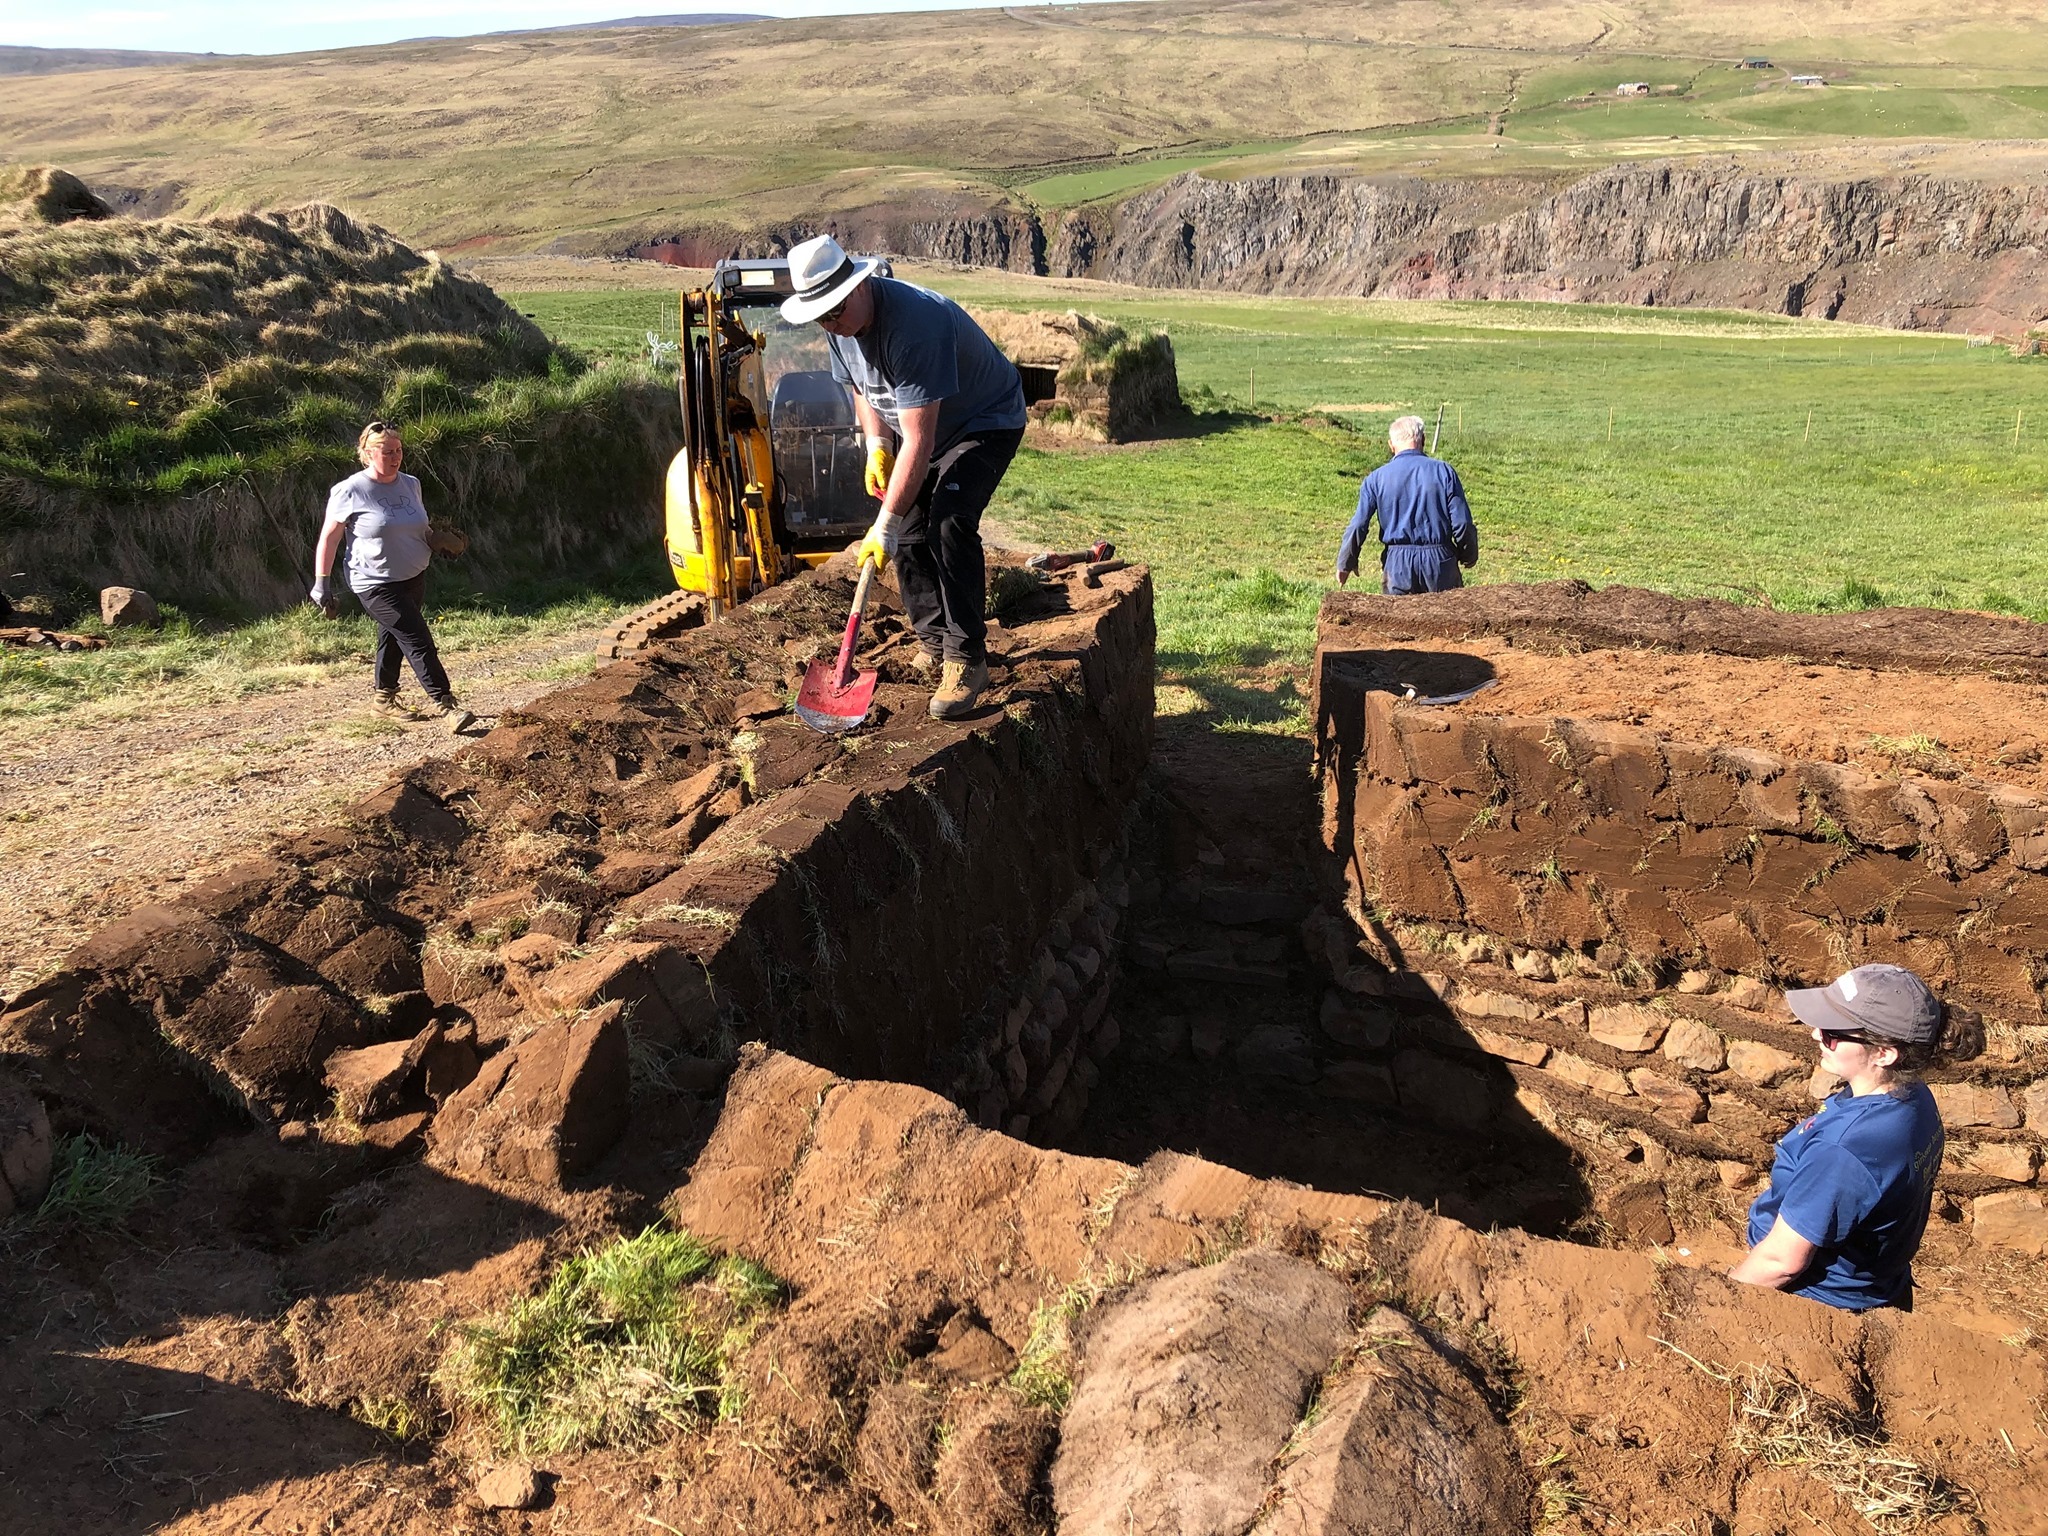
1785, 965, 1942, 1045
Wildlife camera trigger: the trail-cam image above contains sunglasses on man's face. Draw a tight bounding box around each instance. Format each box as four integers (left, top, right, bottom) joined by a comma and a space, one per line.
817, 296, 852, 324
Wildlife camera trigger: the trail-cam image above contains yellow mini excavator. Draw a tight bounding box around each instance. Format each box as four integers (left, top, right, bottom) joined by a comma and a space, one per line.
594, 256, 886, 659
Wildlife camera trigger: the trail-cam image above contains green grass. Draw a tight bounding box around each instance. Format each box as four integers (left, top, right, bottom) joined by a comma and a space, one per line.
1019, 139, 1301, 209
0, 571, 655, 725
513, 283, 2048, 734
444, 1225, 782, 1456
0, 204, 578, 498
508, 291, 684, 367
22, 1134, 160, 1229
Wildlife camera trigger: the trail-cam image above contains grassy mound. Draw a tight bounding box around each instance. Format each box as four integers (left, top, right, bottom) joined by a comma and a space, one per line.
0, 164, 109, 227
445, 1226, 782, 1456
0, 174, 680, 615
0, 181, 559, 495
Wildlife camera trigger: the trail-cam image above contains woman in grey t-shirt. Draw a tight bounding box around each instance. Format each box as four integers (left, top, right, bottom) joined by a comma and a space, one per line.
310, 422, 470, 729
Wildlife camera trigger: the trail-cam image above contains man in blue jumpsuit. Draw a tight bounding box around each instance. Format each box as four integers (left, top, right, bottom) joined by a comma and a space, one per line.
1335, 415, 1478, 594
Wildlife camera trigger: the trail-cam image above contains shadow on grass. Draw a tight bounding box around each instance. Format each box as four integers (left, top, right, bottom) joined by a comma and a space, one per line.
1133, 404, 1267, 441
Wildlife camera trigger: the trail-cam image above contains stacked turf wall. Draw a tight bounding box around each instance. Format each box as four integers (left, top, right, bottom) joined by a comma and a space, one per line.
1312, 583, 2048, 1248
0, 555, 1153, 1183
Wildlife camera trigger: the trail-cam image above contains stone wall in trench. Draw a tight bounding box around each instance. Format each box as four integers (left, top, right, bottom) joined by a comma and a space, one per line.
1311, 582, 2048, 1253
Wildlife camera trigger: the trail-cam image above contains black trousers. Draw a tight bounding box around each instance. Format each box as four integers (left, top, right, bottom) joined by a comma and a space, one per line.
356, 572, 454, 702
895, 428, 1023, 666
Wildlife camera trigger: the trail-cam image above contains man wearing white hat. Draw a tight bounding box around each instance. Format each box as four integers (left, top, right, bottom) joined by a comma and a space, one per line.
781, 234, 1027, 720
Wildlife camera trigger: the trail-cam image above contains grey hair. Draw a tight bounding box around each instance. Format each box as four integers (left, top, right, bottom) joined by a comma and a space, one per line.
1389, 414, 1426, 449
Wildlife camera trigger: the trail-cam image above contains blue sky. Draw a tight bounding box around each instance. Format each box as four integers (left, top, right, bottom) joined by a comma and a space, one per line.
0, 0, 1099, 55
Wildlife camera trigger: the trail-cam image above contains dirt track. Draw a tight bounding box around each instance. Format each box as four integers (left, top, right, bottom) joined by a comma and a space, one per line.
0, 627, 605, 997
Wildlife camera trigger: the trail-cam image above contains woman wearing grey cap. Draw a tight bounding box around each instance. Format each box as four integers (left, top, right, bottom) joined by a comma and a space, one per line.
1730, 964, 1965, 1310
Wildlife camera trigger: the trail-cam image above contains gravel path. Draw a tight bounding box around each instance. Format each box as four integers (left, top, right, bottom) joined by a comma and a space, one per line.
0, 626, 607, 997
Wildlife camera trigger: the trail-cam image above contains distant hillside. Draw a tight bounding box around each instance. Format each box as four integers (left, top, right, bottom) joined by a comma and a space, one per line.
2, 0, 2046, 332
13, 0, 2048, 257
529, 13, 767, 30
0, 45, 219, 76
0, 169, 677, 611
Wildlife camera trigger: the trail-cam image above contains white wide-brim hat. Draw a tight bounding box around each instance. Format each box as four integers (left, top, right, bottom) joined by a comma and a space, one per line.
781, 233, 883, 324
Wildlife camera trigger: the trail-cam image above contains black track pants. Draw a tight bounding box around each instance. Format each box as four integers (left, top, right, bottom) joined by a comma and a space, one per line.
895, 428, 1023, 666
355, 572, 454, 702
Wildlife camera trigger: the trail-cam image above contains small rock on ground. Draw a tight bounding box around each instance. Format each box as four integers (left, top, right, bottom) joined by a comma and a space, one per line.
474, 1461, 550, 1510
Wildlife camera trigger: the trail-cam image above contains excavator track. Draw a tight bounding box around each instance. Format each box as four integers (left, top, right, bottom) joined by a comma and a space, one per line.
593, 589, 710, 662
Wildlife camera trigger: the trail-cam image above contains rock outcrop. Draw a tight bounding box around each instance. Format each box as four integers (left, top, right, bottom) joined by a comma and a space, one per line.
1069, 164, 2048, 334
632, 161, 2048, 335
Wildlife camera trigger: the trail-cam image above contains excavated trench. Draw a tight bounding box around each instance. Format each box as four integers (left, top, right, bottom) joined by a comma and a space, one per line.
4, 567, 2047, 1532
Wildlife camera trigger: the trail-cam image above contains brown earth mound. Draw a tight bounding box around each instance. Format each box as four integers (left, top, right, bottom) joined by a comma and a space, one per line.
1052, 1249, 1352, 1535
2, 552, 1151, 1167
4, 571, 2045, 1534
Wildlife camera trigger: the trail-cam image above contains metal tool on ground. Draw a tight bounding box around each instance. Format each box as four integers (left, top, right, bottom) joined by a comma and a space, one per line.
795, 559, 882, 734
1026, 540, 1115, 573
1400, 677, 1497, 707
1429, 401, 1446, 454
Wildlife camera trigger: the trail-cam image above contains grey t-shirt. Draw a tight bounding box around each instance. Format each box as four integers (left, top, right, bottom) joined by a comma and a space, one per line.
827, 277, 1026, 457
324, 470, 431, 591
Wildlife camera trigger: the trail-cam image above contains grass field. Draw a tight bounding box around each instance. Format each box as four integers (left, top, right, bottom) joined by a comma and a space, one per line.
0, 574, 652, 724
19, 275, 2044, 734
5, 0, 2048, 249
521, 275, 2048, 730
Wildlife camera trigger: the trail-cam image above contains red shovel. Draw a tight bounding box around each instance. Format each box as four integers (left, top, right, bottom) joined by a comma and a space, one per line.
795, 557, 881, 734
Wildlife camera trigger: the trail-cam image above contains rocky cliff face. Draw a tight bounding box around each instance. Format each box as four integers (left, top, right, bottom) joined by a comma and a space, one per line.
629, 162, 2048, 335
1073, 164, 2048, 333
630, 203, 1043, 274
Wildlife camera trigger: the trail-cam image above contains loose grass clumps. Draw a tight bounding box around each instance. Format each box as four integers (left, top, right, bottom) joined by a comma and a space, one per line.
1730, 1364, 1967, 1532
445, 1225, 783, 1455
29, 1133, 160, 1229
970, 307, 1179, 441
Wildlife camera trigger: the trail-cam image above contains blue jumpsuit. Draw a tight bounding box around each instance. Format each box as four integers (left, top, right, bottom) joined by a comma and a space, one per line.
1336, 449, 1478, 594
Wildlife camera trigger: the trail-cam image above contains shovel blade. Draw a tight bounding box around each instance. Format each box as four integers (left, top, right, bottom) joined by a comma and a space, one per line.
795, 659, 879, 735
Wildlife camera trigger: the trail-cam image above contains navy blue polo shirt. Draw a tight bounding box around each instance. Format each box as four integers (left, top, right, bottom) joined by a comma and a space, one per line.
1746, 1082, 1944, 1310
1336, 449, 1477, 578
826, 277, 1025, 458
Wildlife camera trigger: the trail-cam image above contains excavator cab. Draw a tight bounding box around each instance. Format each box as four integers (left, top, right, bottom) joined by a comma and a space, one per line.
664, 257, 886, 618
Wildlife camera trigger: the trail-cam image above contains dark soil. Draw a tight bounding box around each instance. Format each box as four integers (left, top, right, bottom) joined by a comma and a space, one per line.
1324, 578, 2048, 680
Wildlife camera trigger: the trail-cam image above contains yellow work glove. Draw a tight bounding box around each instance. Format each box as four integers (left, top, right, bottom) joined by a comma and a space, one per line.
859, 511, 901, 574
863, 436, 895, 500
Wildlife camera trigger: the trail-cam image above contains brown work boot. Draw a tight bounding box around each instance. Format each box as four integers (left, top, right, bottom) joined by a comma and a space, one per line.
928, 658, 989, 720
909, 645, 942, 678
430, 695, 477, 734
372, 688, 407, 715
